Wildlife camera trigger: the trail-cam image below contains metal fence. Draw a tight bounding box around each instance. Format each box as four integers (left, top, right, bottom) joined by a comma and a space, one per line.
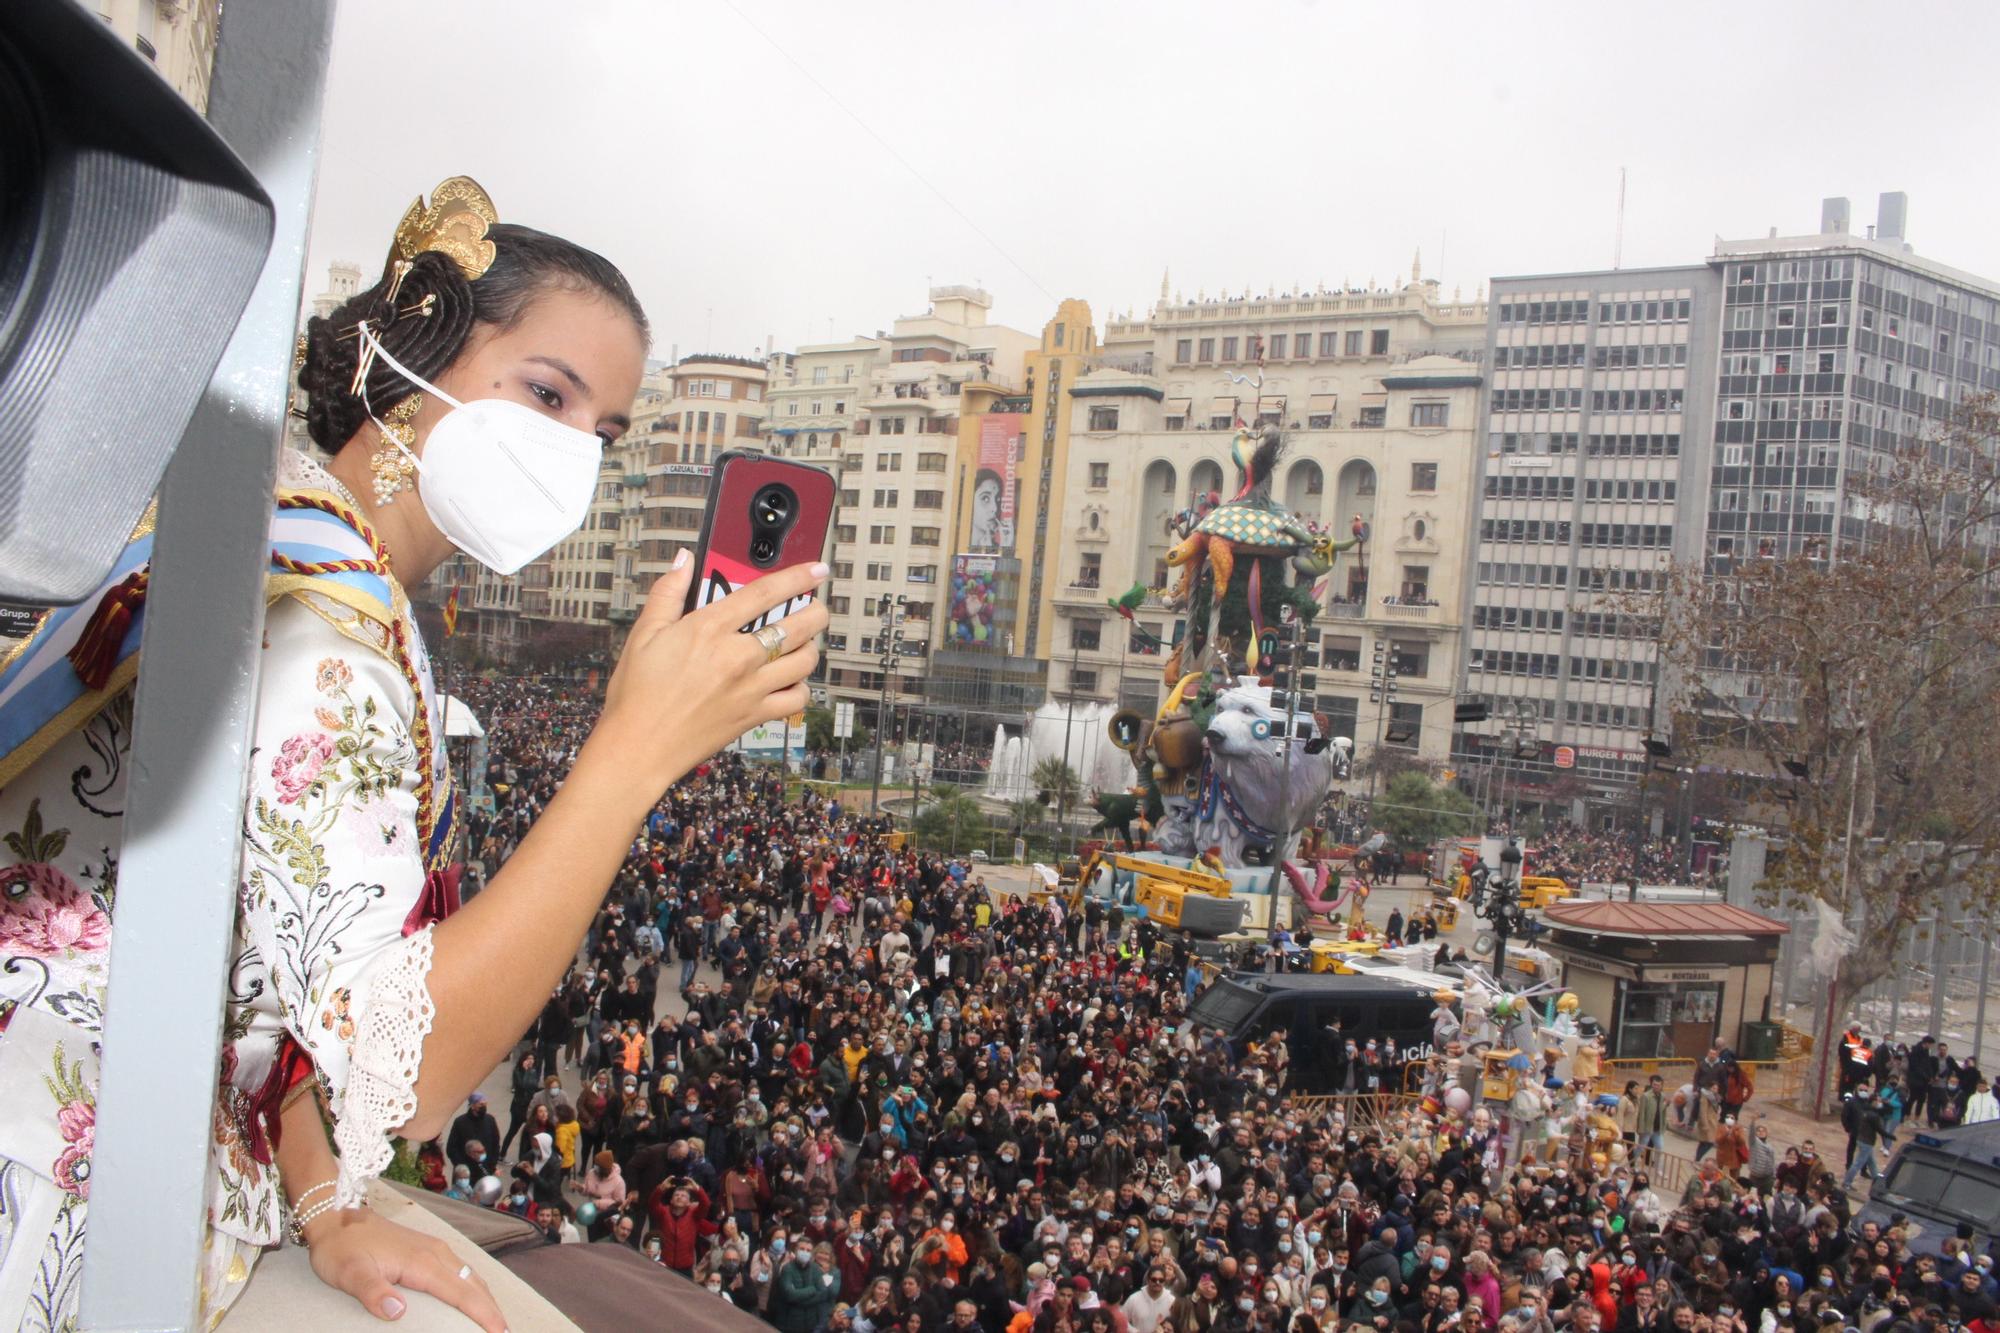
1731, 834, 2000, 1063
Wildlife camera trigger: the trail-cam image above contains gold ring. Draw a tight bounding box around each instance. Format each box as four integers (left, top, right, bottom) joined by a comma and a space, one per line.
753, 624, 786, 663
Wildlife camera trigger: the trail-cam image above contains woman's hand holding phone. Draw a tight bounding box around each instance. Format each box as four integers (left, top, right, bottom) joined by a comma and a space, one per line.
596, 548, 829, 794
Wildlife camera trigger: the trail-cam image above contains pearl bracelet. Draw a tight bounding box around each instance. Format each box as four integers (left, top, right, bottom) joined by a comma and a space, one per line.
285, 1178, 352, 1246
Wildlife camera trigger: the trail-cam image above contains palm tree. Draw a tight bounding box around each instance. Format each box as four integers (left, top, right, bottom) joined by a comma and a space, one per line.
913, 784, 987, 854
1031, 757, 1081, 811
1006, 798, 1045, 837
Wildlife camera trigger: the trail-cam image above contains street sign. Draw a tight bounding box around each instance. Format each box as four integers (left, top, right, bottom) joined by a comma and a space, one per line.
1553, 745, 1575, 769
834, 701, 855, 739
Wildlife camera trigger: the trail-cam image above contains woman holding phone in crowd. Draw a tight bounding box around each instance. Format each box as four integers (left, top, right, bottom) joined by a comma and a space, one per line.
0, 177, 824, 1328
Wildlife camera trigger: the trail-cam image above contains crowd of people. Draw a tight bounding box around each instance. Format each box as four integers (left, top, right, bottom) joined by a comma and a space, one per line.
1833, 1029, 1999, 1192
1517, 823, 1684, 888
418, 674, 1992, 1333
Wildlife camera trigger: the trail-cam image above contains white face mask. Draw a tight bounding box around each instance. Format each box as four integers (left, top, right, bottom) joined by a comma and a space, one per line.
357, 323, 603, 574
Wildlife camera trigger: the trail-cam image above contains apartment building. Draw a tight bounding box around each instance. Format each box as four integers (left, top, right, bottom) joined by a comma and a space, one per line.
1455, 192, 2000, 808
764, 287, 1038, 728
88, 0, 220, 112
1055, 273, 1488, 770
1453, 267, 1724, 798
622, 352, 773, 601
929, 301, 1099, 720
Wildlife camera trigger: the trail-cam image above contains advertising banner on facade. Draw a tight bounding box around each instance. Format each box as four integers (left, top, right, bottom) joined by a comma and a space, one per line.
949, 554, 1000, 645
738, 718, 807, 763
972, 413, 1022, 551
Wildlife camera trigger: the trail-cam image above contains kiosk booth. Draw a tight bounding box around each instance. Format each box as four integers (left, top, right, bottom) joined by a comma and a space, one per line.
1538, 900, 1788, 1060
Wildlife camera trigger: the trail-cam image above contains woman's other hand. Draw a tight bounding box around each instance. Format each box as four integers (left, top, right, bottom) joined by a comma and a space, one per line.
599, 551, 828, 791
305, 1207, 507, 1332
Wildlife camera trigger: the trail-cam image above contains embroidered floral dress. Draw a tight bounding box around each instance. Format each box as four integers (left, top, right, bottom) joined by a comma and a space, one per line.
0, 452, 452, 1329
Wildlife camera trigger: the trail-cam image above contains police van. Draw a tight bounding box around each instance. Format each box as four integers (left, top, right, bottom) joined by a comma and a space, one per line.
1186, 966, 1442, 1094
1854, 1122, 2000, 1258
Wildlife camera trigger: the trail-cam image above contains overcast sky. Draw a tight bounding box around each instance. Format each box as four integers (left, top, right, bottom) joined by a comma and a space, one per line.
305, 0, 2000, 362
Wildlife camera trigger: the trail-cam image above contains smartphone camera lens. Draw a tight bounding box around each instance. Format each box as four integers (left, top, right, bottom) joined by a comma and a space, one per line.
753, 487, 791, 528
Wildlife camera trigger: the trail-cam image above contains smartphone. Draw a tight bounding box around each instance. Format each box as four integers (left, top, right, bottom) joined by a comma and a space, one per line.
682, 450, 837, 629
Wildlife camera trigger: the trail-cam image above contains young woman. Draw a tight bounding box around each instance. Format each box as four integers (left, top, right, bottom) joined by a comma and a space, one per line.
0, 178, 824, 1328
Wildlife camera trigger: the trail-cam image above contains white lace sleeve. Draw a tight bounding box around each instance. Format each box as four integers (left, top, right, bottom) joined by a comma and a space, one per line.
329, 925, 437, 1209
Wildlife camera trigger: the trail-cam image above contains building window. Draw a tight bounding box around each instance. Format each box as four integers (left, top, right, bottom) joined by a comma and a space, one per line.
872, 488, 898, 507
1320, 694, 1359, 740
1076, 552, 1102, 588
1320, 332, 1338, 357
1175, 339, 1192, 364
1221, 337, 1239, 361
1410, 402, 1449, 428
913, 490, 944, 509
1387, 700, 1422, 748
835, 525, 857, 544
1344, 330, 1363, 356
1400, 566, 1431, 602
1370, 329, 1390, 356
917, 452, 947, 472
1089, 462, 1110, 488
1267, 334, 1287, 359
1357, 405, 1386, 428
911, 527, 941, 546
1209, 415, 1234, 430
1072, 668, 1098, 694
869, 525, 896, 544
1411, 462, 1438, 491
908, 564, 937, 583
829, 596, 851, 615
1071, 620, 1101, 651
1198, 338, 1215, 361
1320, 635, 1362, 672
1088, 406, 1120, 431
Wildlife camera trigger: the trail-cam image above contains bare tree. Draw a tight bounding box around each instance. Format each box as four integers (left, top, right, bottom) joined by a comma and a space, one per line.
1652, 397, 2000, 1112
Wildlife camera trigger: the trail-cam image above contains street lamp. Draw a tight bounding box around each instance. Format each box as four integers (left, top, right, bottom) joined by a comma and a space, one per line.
1263, 615, 1312, 952
869, 596, 905, 820
1366, 639, 1400, 803
1471, 835, 1533, 979
1057, 615, 1103, 856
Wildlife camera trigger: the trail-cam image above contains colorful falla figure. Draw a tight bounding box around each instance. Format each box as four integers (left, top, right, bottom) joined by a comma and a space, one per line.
1158, 428, 1358, 681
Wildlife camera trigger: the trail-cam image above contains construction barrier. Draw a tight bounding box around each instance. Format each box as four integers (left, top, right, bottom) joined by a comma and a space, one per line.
1599, 1055, 1810, 1106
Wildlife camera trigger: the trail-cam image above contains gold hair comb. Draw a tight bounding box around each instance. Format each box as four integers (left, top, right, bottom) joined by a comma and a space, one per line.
389, 175, 499, 290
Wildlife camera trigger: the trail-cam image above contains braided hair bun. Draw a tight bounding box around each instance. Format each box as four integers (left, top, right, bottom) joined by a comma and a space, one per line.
297, 250, 473, 452
296, 222, 649, 454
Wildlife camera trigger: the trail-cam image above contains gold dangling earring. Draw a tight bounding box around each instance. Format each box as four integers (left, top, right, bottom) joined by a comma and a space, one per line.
370, 393, 423, 505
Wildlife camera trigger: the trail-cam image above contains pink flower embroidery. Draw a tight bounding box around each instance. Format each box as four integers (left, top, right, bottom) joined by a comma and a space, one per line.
0, 863, 111, 959
53, 1099, 93, 1199
314, 657, 353, 695
271, 732, 338, 803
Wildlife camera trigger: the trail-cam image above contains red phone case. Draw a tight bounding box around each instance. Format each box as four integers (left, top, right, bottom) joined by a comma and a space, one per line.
682, 450, 836, 630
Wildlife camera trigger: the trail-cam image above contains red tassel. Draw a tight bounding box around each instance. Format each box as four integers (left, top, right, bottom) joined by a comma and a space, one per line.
66, 569, 150, 691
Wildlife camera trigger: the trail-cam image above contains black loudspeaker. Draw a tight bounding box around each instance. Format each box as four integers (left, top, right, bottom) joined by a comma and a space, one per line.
0, 0, 272, 605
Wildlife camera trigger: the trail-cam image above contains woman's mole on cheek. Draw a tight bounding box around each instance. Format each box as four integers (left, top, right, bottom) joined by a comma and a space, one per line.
492, 381, 503, 391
